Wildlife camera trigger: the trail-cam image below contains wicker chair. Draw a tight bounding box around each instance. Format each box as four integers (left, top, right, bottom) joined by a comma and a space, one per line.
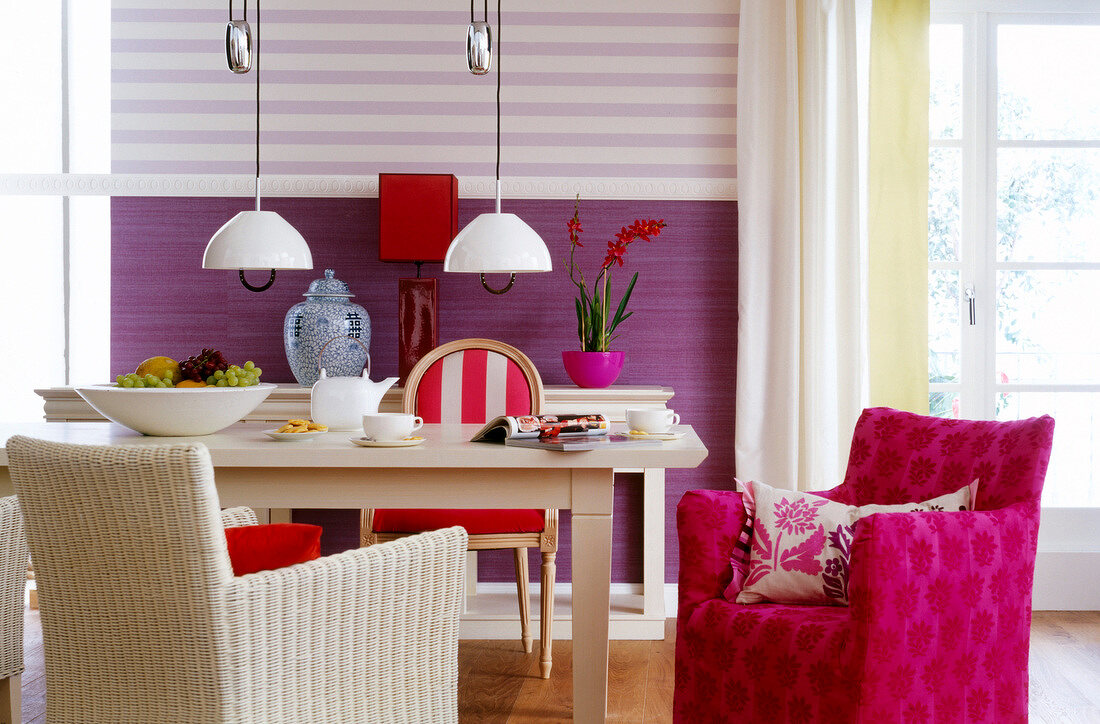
5, 435, 467, 724
361, 338, 559, 678
0, 497, 26, 724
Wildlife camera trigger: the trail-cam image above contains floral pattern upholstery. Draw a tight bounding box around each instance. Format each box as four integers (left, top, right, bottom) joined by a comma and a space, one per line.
675, 407, 1055, 723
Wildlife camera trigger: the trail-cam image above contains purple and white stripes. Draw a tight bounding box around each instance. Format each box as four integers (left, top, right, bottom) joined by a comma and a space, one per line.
111, 1, 738, 183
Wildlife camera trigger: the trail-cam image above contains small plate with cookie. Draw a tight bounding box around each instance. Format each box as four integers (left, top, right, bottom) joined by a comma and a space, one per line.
264, 419, 329, 441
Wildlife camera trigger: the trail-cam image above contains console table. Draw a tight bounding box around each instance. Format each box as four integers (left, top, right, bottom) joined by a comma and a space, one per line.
33, 384, 677, 640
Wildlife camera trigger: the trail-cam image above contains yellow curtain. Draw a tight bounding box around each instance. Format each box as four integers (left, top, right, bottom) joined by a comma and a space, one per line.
868, 0, 929, 412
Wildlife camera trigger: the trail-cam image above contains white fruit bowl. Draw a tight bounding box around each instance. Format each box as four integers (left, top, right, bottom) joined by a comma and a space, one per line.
74, 383, 276, 436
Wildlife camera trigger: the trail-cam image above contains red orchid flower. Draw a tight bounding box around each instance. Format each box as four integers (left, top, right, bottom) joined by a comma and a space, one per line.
567, 215, 584, 247
602, 239, 628, 269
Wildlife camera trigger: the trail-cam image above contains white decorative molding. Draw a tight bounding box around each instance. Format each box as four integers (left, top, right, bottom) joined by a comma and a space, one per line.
1, 174, 737, 201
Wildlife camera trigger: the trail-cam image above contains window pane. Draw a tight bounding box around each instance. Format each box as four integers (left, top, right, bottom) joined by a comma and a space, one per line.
997, 270, 1100, 384
929, 391, 960, 419
929, 147, 961, 262
930, 24, 963, 140
998, 392, 1099, 507
999, 25, 1100, 140
998, 148, 1100, 262
0, 196, 66, 421
930, 269, 960, 383
0, 1, 62, 172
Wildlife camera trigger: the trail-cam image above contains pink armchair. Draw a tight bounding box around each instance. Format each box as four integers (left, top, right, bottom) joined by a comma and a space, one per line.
675, 407, 1055, 723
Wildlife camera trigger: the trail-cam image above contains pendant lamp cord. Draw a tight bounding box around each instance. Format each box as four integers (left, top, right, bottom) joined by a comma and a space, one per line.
479, 0, 515, 295
229, 0, 246, 22
254, 0, 261, 211
495, 0, 501, 188
239, 0, 275, 292
470, 0, 487, 24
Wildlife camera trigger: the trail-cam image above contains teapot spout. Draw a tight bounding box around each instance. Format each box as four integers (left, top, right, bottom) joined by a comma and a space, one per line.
377, 376, 399, 394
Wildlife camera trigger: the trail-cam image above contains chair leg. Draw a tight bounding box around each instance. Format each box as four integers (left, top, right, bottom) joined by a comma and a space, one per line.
0, 674, 20, 724
513, 547, 532, 653
539, 551, 556, 679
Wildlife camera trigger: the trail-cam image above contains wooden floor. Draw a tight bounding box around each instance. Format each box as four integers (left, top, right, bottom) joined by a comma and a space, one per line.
16, 610, 1100, 722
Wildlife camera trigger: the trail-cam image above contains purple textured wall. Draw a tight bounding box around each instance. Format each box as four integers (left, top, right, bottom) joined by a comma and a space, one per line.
111, 196, 737, 583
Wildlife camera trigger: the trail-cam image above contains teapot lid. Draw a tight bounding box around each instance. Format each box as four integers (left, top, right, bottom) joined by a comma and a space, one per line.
304, 269, 354, 298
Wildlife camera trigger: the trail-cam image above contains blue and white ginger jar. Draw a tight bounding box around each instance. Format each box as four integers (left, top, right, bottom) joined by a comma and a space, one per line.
284, 269, 371, 387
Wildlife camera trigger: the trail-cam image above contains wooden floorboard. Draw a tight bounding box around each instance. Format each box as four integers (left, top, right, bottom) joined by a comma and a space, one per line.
14, 609, 1100, 722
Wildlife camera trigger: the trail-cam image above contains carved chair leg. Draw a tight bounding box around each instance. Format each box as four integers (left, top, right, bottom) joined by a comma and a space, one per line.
359, 509, 377, 547
539, 551, 556, 679
513, 547, 533, 653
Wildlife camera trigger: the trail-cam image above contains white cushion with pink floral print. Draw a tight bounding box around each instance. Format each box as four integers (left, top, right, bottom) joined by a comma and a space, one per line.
729, 479, 977, 606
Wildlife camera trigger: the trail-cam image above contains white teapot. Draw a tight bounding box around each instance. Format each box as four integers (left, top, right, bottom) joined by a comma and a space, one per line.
310, 349, 398, 430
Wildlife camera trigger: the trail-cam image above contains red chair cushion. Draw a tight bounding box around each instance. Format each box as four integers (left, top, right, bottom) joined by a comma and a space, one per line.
372, 508, 545, 535
224, 523, 322, 576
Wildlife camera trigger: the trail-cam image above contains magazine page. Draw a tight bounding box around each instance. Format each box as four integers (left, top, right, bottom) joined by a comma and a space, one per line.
471, 414, 609, 442
525, 414, 609, 439
470, 415, 520, 442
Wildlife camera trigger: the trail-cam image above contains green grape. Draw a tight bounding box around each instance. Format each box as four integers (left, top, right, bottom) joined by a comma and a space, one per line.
133, 379, 145, 388
121, 378, 134, 388
116, 374, 124, 385
244, 360, 255, 371
226, 374, 238, 386
214, 370, 225, 380
162, 376, 174, 386
252, 367, 262, 377
216, 379, 227, 387
206, 375, 216, 385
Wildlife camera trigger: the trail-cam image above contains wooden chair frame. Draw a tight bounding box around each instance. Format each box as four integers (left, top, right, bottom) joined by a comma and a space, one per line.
360, 338, 559, 678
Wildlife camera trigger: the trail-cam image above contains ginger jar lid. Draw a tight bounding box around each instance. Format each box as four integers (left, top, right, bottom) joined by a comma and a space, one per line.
304, 269, 354, 298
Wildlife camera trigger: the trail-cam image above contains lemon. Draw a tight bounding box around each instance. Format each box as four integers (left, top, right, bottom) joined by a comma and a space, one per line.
176, 379, 207, 388
135, 356, 183, 384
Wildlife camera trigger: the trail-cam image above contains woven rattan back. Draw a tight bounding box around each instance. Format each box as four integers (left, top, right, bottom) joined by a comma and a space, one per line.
5, 436, 234, 720
0, 496, 26, 682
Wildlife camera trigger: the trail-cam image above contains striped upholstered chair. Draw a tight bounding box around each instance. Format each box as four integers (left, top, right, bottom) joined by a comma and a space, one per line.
361, 338, 559, 679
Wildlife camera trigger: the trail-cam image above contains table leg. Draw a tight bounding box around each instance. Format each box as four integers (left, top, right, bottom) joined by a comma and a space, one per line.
268, 508, 291, 524
571, 467, 614, 723
642, 468, 666, 623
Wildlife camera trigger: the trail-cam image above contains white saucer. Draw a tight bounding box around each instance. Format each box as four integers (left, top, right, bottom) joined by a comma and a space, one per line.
624, 430, 686, 441
349, 436, 426, 448
264, 429, 327, 442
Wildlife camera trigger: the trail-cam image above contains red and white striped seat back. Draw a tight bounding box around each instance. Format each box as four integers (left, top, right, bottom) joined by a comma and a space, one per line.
414, 348, 535, 424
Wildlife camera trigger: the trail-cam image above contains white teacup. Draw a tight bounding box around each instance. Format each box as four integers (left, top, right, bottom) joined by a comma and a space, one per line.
626, 408, 680, 434
362, 413, 424, 441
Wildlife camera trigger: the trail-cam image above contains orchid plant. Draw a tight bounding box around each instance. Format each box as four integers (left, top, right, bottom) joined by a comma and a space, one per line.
565, 196, 667, 352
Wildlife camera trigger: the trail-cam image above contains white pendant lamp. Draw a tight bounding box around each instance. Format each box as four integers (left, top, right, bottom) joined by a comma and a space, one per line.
444, 0, 551, 294
203, 0, 312, 292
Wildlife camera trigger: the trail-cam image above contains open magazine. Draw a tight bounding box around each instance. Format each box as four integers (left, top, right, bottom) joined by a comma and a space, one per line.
471, 413, 647, 451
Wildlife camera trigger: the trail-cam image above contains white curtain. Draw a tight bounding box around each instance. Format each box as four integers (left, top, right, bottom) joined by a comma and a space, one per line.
735, 0, 872, 491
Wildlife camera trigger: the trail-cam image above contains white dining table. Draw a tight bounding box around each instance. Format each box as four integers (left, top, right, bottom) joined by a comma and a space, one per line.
0, 421, 707, 723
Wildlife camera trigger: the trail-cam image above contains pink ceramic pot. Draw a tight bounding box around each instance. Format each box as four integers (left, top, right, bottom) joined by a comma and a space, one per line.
562, 351, 624, 388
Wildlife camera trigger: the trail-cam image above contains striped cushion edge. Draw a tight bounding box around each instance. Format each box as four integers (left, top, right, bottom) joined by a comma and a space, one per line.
724, 478, 755, 600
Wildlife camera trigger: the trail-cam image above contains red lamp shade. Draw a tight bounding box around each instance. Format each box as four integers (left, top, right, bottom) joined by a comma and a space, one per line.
379, 173, 459, 262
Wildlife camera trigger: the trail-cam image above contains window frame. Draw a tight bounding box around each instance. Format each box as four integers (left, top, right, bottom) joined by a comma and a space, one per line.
930, 8, 1100, 419
931, 4, 1100, 517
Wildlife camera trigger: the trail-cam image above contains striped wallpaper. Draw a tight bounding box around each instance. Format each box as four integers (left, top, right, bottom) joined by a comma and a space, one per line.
111, 0, 738, 190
